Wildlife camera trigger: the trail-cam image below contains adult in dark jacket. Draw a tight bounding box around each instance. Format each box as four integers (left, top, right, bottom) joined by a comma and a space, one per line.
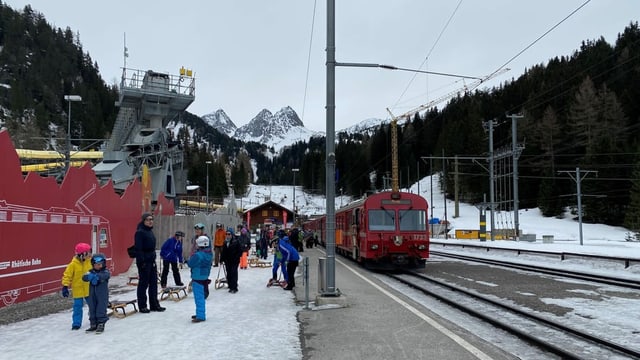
160, 230, 185, 288
220, 227, 242, 293
134, 213, 165, 313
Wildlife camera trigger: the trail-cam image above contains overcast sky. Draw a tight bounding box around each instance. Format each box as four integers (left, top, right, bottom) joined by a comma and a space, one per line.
5, 1, 639, 131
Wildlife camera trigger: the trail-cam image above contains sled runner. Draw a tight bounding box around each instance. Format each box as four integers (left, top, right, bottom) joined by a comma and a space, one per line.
266, 278, 287, 288
160, 286, 188, 301
109, 299, 138, 318
249, 257, 271, 268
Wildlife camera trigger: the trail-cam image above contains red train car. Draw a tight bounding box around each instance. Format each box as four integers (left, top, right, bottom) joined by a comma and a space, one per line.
306, 191, 429, 270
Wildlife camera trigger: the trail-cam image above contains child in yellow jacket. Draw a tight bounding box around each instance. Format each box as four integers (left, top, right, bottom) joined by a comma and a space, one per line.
61, 242, 93, 330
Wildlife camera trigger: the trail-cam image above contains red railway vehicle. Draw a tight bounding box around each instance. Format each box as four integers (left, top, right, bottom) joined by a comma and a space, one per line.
306, 191, 429, 270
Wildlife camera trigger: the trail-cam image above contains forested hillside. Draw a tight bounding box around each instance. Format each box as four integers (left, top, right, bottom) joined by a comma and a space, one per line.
2, 3, 639, 229
280, 23, 640, 228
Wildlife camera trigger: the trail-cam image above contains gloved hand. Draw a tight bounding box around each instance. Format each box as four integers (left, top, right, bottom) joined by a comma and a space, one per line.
61, 286, 69, 298
86, 272, 99, 285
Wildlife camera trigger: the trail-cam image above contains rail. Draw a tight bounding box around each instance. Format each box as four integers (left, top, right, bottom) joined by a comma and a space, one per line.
430, 240, 640, 269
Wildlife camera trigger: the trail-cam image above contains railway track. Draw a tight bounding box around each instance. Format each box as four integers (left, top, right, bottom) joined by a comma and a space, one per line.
430, 250, 640, 289
389, 271, 640, 359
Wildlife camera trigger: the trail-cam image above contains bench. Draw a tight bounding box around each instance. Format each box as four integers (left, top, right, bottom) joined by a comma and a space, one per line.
109, 300, 138, 318
159, 286, 188, 301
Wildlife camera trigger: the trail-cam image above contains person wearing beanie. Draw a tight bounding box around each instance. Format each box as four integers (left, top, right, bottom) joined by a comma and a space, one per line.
160, 230, 185, 288
134, 213, 165, 313
221, 227, 242, 293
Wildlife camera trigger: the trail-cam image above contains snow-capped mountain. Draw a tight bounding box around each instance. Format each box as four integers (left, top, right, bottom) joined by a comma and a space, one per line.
201, 109, 236, 137
201, 106, 320, 151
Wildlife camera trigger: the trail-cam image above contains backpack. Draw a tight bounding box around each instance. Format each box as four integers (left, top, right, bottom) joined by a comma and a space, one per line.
127, 244, 136, 258
240, 234, 251, 252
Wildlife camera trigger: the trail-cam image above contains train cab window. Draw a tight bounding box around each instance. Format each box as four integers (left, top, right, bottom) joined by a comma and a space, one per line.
368, 209, 395, 231
399, 210, 427, 231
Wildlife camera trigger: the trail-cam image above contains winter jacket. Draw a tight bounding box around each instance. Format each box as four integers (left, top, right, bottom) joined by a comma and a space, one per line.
134, 221, 157, 265
61, 256, 92, 298
221, 235, 243, 266
188, 248, 213, 281
214, 228, 226, 247
279, 238, 300, 262
160, 236, 183, 263
82, 266, 111, 302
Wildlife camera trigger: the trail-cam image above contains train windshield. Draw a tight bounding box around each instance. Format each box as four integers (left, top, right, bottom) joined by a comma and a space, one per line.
368, 209, 396, 231
399, 210, 427, 231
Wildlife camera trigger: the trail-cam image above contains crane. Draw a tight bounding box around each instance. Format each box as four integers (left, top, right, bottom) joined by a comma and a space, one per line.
385, 68, 510, 193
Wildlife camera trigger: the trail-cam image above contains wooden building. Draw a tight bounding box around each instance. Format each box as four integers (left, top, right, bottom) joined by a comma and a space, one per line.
243, 200, 294, 231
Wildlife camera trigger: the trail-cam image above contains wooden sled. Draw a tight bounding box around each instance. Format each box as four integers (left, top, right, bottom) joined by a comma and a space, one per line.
109, 299, 138, 318
160, 286, 188, 301
214, 278, 227, 290
249, 257, 271, 268
267, 278, 287, 288
127, 276, 138, 286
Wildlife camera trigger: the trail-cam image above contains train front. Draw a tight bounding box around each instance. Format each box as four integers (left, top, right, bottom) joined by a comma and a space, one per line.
360, 192, 430, 270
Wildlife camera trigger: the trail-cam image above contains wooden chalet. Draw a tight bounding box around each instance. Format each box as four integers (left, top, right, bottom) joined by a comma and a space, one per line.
243, 200, 294, 231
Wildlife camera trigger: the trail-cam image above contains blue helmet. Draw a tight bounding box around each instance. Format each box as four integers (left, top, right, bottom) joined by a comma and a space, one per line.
91, 253, 106, 266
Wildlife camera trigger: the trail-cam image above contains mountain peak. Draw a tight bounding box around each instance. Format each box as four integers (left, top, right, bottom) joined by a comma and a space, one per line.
201, 109, 236, 137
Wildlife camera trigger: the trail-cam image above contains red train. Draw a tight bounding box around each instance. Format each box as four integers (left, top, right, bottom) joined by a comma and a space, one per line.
305, 191, 429, 270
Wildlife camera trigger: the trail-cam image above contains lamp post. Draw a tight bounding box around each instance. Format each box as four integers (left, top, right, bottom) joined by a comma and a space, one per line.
292, 168, 299, 226
63, 95, 82, 175
205, 161, 212, 213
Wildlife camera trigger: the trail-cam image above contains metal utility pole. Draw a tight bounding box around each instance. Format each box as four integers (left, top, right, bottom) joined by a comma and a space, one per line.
485, 119, 497, 241
63, 95, 82, 175
205, 161, 212, 212
507, 113, 524, 240
559, 167, 597, 246
292, 168, 299, 226
324, 0, 338, 296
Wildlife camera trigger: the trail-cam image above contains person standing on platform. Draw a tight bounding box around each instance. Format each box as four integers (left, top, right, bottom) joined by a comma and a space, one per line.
277, 230, 300, 291
160, 230, 185, 288
221, 227, 242, 293
213, 223, 225, 267
60, 242, 92, 330
188, 236, 213, 323
134, 213, 165, 313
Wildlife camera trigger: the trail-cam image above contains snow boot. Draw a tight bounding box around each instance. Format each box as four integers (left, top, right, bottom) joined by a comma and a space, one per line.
85, 324, 97, 332
95, 323, 105, 334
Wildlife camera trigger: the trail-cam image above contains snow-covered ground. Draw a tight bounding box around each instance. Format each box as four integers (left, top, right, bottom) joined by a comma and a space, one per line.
3, 174, 639, 359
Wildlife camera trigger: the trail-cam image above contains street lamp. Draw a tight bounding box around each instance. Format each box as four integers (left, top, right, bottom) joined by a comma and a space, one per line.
63, 95, 82, 175
292, 168, 299, 226
205, 160, 212, 213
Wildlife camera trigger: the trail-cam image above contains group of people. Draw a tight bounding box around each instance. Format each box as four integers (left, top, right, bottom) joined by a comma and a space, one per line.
60, 214, 303, 330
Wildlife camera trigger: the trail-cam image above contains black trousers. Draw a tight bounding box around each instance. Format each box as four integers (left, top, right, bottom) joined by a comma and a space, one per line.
286, 260, 299, 288
160, 260, 182, 287
136, 262, 160, 309
225, 261, 239, 291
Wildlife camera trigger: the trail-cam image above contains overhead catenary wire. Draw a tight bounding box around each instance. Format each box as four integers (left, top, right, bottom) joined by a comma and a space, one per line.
300, 0, 318, 123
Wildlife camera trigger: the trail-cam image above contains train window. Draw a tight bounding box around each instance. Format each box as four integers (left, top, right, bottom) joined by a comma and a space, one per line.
399, 210, 427, 231
368, 210, 395, 231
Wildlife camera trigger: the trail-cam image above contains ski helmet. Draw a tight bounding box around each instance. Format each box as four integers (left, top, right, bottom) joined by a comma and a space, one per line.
196, 236, 210, 248
91, 253, 106, 266
75, 243, 91, 255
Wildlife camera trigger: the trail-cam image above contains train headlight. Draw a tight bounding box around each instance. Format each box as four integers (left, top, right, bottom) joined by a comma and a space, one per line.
393, 236, 403, 246
371, 244, 379, 250
418, 244, 426, 250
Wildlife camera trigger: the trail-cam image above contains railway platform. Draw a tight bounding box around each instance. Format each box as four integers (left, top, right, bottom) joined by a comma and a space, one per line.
293, 247, 517, 360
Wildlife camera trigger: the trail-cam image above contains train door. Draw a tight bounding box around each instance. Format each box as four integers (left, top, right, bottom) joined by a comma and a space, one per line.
351, 208, 360, 260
